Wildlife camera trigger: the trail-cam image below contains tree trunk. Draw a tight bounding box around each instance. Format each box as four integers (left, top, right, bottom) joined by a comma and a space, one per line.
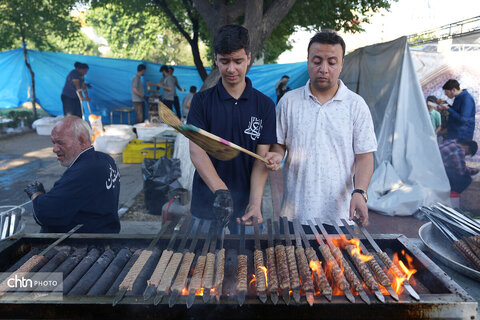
195, 0, 296, 91
22, 38, 37, 120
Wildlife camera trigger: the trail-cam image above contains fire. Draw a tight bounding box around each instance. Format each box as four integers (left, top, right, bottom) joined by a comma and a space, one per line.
309, 260, 322, 273
181, 288, 189, 295
391, 251, 418, 294
210, 288, 216, 296
332, 235, 373, 262
195, 288, 204, 296
259, 266, 268, 288
249, 274, 256, 289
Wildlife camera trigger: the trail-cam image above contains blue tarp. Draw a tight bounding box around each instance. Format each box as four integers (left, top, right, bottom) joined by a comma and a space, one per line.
0, 48, 308, 123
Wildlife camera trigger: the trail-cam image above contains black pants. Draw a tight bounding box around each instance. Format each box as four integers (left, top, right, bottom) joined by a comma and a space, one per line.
446, 168, 472, 193
163, 99, 181, 119
61, 94, 82, 118
173, 96, 182, 118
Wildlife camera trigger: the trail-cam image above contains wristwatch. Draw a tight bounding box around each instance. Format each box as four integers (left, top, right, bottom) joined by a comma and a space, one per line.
352, 189, 368, 203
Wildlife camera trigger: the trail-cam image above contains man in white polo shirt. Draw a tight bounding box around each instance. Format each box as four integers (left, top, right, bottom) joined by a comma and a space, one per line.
266, 31, 377, 230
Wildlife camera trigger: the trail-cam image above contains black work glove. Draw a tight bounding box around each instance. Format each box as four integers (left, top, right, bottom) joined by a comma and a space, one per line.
24, 181, 46, 199
213, 189, 233, 228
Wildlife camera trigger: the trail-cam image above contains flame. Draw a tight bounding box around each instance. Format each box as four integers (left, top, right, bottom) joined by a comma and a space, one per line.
210, 288, 216, 296
259, 266, 268, 288
347, 238, 373, 263
309, 260, 322, 273
249, 274, 256, 289
195, 288, 204, 296
181, 287, 189, 295
391, 251, 418, 294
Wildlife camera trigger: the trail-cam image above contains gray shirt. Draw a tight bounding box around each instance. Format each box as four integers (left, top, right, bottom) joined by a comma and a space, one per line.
161, 75, 176, 101
182, 92, 194, 118
131, 74, 144, 102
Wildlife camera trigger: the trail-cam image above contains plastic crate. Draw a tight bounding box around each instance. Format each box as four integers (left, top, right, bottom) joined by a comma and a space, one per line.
122, 139, 172, 163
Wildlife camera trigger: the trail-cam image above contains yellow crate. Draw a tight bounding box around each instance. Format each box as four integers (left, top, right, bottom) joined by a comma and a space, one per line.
122, 139, 172, 163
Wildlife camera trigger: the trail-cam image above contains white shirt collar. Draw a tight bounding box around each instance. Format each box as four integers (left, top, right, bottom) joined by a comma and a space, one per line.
303, 79, 347, 104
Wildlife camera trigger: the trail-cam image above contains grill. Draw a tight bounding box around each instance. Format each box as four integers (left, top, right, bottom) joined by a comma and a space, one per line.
0, 218, 476, 320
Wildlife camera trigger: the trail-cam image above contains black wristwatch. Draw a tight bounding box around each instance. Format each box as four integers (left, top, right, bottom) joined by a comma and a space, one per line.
352, 189, 368, 203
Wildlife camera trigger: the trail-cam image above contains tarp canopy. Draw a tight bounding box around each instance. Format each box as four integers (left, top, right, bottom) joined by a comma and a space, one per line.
341, 36, 450, 215
0, 48, 308, 122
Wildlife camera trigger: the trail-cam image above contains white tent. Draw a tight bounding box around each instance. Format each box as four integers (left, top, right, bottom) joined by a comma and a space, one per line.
341, 36, 450, 216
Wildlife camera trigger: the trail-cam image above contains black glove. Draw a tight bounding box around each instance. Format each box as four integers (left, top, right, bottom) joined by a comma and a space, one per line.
213, 189, 233, 228
24, 181, 46, 199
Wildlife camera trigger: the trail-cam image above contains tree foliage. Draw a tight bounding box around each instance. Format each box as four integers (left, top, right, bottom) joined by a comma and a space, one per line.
0, 0, 94, 53
85, 3, 205, 64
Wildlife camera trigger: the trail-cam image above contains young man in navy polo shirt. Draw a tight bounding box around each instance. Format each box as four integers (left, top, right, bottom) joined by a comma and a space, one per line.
187, 24, 277, 233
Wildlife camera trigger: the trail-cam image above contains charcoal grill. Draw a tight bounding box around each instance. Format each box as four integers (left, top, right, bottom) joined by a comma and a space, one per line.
0, 229, 476, 320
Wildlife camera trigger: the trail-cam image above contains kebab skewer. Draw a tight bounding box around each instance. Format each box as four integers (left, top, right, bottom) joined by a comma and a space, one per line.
143, 218, 185, 300
202, 221, 219, 303
0, 224, 82, 297
296, 219, 332, 301
266, 219, 279, 305
340, 220, 399, 301
326, 221, 384, 303
306, 220, 355, 303
168, 219, 205, 307
113, 221, 172, 306
253, 217, 268, 303
292, 219, 315, 306
352, 219, 420, 301
186, 222, 215, 308
282, 217, 301, 303
154, 218, 195, 305
274, 220, 291, 305
236, 223, 248, 306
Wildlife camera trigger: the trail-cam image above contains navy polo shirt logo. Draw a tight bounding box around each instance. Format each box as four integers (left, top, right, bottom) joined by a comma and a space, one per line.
244, 116, 263, 140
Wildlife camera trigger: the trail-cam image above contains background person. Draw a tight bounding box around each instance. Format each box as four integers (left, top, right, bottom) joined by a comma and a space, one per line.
187, 24, 277, 233
275, 75, 290, 103
24, 116, 121, 233
439, 139, 479, 193
182, 85, 197, 120
426, 95, 441, 135
132, 64, 147, 123
61, 62, 90, 118
266, 31, 377, 230
169, 66, 186, 118
440, 79, 476, 141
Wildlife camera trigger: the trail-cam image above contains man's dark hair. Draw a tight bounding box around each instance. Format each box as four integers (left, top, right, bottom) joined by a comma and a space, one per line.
442, 79, 460, 91
160, 65, 169, 73
137, 64, 146, 72
168, 66, 174, 72
190, 86, 197, 93
426, 95, 437, 103
460, 140, 478, 156
308, 30, 346, 57
213, 24, 249, 55
74, 61, 82, 69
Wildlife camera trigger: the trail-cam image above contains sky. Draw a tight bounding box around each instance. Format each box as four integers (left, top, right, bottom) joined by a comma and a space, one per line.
278, 0, 480, 63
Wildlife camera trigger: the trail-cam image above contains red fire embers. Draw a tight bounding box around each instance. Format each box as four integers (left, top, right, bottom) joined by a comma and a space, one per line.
195, 288, 204, 296
391, 250, 417, 294
181, 288, 189, 295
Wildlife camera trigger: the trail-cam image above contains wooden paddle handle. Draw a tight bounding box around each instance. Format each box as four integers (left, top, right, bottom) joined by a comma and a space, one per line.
197, 128, 269, 164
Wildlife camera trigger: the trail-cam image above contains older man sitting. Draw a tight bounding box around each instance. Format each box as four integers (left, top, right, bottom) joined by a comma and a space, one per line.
24, 116, 121, 233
